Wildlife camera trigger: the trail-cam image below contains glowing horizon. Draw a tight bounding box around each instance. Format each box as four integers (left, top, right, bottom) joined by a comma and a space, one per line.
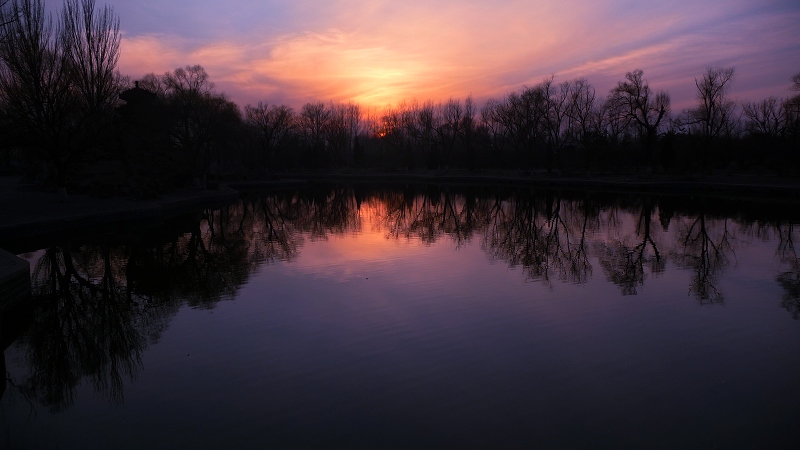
109, 0, 800, 111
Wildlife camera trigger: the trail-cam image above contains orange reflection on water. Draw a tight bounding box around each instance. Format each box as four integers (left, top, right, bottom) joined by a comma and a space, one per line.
288, 199, 424, 280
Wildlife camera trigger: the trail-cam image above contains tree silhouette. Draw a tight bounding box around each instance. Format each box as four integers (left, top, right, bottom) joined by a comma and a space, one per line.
684, 67, 736, 172
325, 102, 361, 165
160, 65, 241, 185
537, 77, 570, 172
566, 78, 598, 171
0, 0, 15, 30
785, 72, 800, 160
298, 101, 331, 166
0, 0, 120, 196
244, 102, 295, 170
742, 97, 786, 138
478, 98, 512, 166
607, 69, 670, 171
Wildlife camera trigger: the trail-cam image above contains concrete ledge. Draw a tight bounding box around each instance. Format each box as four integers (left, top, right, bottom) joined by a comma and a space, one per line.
0, 248, 30, 310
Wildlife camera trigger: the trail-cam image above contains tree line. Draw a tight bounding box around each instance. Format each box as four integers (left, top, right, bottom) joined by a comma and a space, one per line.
1, 0, 800, 197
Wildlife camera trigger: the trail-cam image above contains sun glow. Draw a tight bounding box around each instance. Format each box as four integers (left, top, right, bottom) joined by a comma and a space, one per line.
116, 0, 800, 111
232, 30, 445, 109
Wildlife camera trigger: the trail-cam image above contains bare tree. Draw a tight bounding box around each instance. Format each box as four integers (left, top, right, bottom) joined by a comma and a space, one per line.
537, 77, 570, 172
138, 72, 167, 98
164, 64, 214, 96
786, 72, 800, 146
62, 0, 119, 113
322, 102, 360, 165
0, 0, 72, 186
607, 69, 670, 170
413, 101, 438, 168
244, 102, 295, 168
682, 67, 736, 171
0, 0, 16, 32
160, 65, 241, 184
600, 95, 632, 149
478, 98, 511, 163
0, 0, 120, 195
566, 78, 597, 160
742, 97, 786, 138
437, 99, 463, 164
689, 67, 736, 140
299, 101, 330, 151
162, 65, 216, 165
459, 96, 477, 169
497, 87, 546, 168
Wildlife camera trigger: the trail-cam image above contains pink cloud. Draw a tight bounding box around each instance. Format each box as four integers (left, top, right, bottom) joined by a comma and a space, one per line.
115, 0, 800, 110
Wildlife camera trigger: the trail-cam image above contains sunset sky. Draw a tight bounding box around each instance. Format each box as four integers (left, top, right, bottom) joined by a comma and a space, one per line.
102, 0, 799, 110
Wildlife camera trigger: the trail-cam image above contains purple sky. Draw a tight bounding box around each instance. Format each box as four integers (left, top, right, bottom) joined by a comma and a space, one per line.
101, 0, 800, 110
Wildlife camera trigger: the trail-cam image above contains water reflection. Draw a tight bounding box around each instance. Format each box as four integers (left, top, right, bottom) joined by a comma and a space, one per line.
483, 193, 595, 285
26, 246, 145, 411
673, 214, 734, 304
594, 200, 660, 295
776, 223, 800, 319
5, 185, 800, 413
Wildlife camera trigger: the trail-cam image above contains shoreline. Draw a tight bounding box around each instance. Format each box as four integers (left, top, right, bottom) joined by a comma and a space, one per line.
228, 170, 800, 201
0, 180, 241, 300
4, 171, 800, 244
0, 181, 240, 251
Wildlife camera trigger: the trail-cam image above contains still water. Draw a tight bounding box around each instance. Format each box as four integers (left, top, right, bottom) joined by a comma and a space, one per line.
2, 185, 800, 448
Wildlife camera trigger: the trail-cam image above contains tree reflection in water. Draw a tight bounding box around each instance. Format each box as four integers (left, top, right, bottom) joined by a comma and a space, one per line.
7, 185, 799, 411
776, 223, 800, 319
27, 245, 146, 411
597, 200, 666, 295
673, 214, 734, 304
16, 200, 301, 411
483, 192, 594, 285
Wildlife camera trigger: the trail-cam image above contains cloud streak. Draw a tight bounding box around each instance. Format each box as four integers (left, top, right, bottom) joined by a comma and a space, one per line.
113, 0, 800, 110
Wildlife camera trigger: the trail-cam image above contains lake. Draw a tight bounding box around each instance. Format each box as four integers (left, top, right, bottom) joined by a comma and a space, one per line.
2, 184, 800, 449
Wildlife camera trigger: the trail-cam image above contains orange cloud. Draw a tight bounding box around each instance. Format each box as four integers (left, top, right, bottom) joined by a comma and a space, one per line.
117, 0, 800, 110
